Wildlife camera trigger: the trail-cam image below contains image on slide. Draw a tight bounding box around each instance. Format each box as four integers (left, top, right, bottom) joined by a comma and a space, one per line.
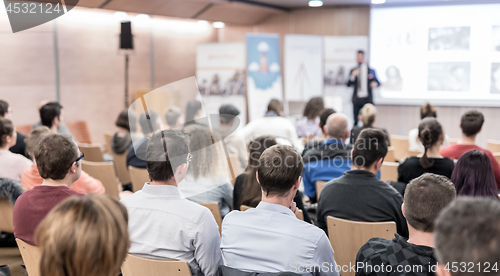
382, 65, 403, 91
428, 27, 470, 51
492, 63, 500, 94
428, 62, 470, 91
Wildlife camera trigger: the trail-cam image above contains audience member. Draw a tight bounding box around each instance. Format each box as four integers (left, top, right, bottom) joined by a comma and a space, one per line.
13, 133, 84, 245
243, 99, 303, 152
356, 173, 456, 276
111, 109, 140, 155
179, 124, 233, 217
451, 150, 499, 198
185, 100, 203, 126
0, 100, 28, 157
33, 102, 73, 136
164, 106, 183, 129
0, 118, 32, 183
217, 104, 248, 171
408, 103, 450, 152
296, 97, 324, 138
350, 103, 389, 145
302, 108, 336, 155
232, 136, 311, 222
35, 194, 129, 276
221, 145, 339, 276
398, 118, 454, 184
434, 197, 500, 276
302, 113, 352, 202
126, 109, 162, 169
440, 110, 500, 188
21, 126, 105, 194
317, 129, 408, 237
121, 130, 223, 276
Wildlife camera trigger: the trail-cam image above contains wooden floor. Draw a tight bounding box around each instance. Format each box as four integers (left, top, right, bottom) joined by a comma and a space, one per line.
0, 247, 25, 276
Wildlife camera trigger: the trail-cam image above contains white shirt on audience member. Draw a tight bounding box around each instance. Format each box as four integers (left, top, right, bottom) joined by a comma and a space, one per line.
221, 201, 339, 276
121, 183, 223, 276
0, 150, 32, 183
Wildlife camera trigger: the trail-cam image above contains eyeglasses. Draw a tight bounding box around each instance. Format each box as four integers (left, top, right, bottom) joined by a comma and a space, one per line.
75, 153, 84, 162
187, 153, 193, 164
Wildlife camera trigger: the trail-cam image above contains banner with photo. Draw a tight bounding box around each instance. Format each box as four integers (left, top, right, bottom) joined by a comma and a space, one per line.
196, 42, 247, 126
246, 33, 283, 121
284, 34, 323, 102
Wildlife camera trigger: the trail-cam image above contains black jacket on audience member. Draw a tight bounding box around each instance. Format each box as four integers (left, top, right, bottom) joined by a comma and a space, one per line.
9, 132, 28, 158
397, 156, 454, 184
317, 170, 408, 238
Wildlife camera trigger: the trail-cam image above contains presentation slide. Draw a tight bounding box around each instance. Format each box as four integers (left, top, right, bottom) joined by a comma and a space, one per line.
370, 3, 500, 106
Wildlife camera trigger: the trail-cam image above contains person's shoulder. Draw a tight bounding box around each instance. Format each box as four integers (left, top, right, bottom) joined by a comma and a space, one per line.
398, 156, 419, 167
358, 237, 392, 260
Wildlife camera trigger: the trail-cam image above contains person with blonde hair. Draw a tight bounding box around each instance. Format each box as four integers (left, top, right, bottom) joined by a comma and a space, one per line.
35, 194, 130, 276
349, 103, 389, 145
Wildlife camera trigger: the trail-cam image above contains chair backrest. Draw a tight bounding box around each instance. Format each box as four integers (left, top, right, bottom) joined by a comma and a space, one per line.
128, 166, 149, 192
494, 153, 500, 168
326, 216, 396, 276
81, 160, 119, 199
487, 140, 500, 153
407, 150, 423, 158
104, 132, 114, 154
389, 135, 409, 162
78, 143, 105, 162
199, 202, 222, 236
66, 120, 92, 144
227, 154, 243, 185
0, 197, 14, 232
112, 151, 131, 183
381, 162, 399, 182
16, 238, 42, 276
316, 180, 327, 199
385, 146, 396, 162
240, 204, 304, 221
16, 124, 33, 136
240, 205, 251, 211
122, 254, 192, 276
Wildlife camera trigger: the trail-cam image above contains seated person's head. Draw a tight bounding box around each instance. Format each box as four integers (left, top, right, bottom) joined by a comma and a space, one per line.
460, 110, 484, 138
451, 150, 499, 199
219, 104, 240, 126
185, 100, 203, 123
318, 108, 336, 136
267, 99, 283, 116
257, 145, 303, 199
434, 197, 500, 276
303, 97, 324, 120
418, 117, 444, 168
35, 194, 130, 276
420, 103, 437, 120
324, 113, 349, 142
164, 107, 183, 128
115, 110, 136, 132
0, 100, 12, 119
25, 126, 52, 159
139, 110, 161, 136
360, 103, 376, 127
352, 128, 389, 172
0, 118, 17, 149
403, 173, 455, 233
40, 102, 63, 130
146, 129, 190, 185
34, 133, 82, 184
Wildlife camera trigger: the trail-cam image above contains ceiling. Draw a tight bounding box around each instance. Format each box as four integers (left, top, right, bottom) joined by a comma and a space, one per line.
73, 0, 497, 25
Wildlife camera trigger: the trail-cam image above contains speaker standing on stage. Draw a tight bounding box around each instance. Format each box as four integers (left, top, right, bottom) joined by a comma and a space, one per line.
347, 50, 380, 126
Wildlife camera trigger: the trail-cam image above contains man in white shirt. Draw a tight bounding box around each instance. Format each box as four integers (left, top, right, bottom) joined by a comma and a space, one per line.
221, 144, 339, 276
121, 130, 223, 276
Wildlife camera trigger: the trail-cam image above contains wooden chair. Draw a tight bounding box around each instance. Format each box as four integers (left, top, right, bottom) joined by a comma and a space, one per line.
487, 140, 500, 153
390, 135, 409, 162
0, 197, 14, 233
226, 155, 242, 185
16, 124, 33, 136
104, 132, 114, 154
81, 160, 120, 199
326, 216, 396, 276
385, 147, 396, 162
381, 162, 398, 182
407, 150, 422, 158
16, 238, 42, 276
78, 143, 105, 162
316, 180, 327, 199
122, 254, 192, 276
494, 153, 500, 167
240, 204, 304, 221
112, 151, 131, 183
199, 202, 223, 236
66, 120, 92, 144
128, 166, 149, 192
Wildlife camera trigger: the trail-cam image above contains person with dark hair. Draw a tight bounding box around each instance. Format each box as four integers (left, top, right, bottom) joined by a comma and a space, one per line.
32, 101, 72, 136
121, 130, 223, 276
350, 103, 389, 145
0, 118, 32, 182
434, 197, 500, 276
164, 106, 183, 129
221, 145, 339, 275
302, 113, 352, 203
111, 110, 140, 155
0, 100, 28, 157
216, 104, 247, 171
356, 173, 456, 276
409, 103, 450, 152
317, 128, 408, 237
451, 150, 499, 198
126, 109, 163, 169
398, 118, 454, 184
243, 99, 303, 152
302, 108, 336, 156
296, 97, 324, 138
13, 133, 84, 245
347, 50, 380, 126
440, 110, 500, 188
185, 100, 203, 126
